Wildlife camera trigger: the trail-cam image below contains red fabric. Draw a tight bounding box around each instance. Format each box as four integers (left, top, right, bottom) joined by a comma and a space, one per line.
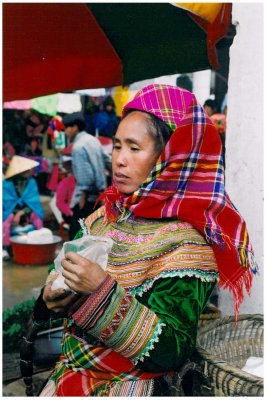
61, 143, 74, 156
48, 116, 65, 140
46, 164, 59, 191
3, 3, 122, 101
56, 353, 162, 397
187, 4, 232, 69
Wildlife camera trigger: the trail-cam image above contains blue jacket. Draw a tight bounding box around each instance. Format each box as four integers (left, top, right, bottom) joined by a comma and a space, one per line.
3, 177, 44, 221
94, 110, 119, 137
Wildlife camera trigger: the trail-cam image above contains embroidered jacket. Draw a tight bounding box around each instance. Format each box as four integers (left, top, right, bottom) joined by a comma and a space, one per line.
43, 206, 218, 396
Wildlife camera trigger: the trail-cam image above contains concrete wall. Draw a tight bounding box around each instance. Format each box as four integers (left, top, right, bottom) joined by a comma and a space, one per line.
218, 3, 264, 315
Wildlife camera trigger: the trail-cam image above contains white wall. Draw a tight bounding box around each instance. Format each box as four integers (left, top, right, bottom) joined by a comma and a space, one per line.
218, 3, 264, 315
192, 70, 212, 107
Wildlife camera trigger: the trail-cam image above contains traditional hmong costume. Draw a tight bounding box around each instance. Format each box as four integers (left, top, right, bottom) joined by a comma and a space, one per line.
39, 85, 256, 396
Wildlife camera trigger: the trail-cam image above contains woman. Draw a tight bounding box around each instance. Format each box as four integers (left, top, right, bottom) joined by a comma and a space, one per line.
55, 156, 76, 223
38, 84, 256, 396
3, 155, 44, 256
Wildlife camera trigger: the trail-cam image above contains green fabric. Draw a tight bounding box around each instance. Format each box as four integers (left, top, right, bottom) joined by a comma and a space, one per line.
31, 94, 58, 117
135, 276, 215, 372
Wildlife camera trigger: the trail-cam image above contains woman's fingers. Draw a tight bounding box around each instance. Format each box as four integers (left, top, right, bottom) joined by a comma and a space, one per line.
60, 251, 107, 294
62, 266, 83, 291
45, 292, 76, 312
44, 281, 67, 301
61, 257, 76, 273
64, 251, 92, 266
63, 277, 76, 292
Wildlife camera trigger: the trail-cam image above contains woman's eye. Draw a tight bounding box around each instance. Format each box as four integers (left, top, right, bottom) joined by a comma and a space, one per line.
113, 145, 121, 150
131, 147, 139, 152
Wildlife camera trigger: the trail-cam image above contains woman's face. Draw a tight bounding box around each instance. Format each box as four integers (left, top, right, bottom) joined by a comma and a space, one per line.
112, 111, 159, 194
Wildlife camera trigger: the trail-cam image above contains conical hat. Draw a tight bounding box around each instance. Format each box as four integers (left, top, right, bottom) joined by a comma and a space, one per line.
4, 155, 39, 179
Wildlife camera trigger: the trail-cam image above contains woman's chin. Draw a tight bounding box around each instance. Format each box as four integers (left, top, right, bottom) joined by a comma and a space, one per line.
116, 183, 136, 195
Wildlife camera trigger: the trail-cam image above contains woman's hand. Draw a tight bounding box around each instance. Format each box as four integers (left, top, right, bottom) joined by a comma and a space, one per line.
43, 281, 77, 314
13, 210, 24, 226
62, 251, 108, 295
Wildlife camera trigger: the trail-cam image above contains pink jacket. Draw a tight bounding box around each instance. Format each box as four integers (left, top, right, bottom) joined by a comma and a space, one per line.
56, 175, 76, 216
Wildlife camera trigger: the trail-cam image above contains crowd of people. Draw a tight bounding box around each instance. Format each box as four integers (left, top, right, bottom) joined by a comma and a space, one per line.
2, 96, 118, 258
2, 88, 230, 267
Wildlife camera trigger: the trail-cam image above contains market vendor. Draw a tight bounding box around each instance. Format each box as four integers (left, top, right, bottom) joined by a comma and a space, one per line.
3, 155, 44, 258
36, 84, 256, 397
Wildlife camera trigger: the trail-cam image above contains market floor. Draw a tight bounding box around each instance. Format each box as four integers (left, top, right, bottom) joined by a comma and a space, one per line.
3, 370, 50, 397
2, 258, 50, 310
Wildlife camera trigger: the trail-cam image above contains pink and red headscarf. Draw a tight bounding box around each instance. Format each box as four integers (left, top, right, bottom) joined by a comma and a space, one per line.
101, 84, 257, 317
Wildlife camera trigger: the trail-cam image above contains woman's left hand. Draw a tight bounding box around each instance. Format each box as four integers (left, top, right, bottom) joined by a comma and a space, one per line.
61, 251, 108, 295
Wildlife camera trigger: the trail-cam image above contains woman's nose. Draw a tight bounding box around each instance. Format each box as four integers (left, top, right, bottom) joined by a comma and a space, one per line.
115, 150, 127, 166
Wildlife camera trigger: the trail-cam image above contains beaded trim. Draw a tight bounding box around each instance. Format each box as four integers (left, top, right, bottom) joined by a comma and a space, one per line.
132, 321, 166, 363
130, 269, 218, 297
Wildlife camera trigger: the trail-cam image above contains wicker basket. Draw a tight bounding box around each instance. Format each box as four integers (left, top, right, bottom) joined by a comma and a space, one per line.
199, 304, 222, 327
192, 314, 263, 396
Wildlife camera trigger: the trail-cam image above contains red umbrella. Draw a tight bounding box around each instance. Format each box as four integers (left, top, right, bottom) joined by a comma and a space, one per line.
3, 3, 232, 101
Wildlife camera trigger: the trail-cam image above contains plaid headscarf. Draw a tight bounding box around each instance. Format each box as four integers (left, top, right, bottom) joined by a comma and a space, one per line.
100, 84, 257, 317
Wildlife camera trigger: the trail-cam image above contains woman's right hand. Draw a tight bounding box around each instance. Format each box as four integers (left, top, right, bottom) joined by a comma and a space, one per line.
43, 281, 77, 314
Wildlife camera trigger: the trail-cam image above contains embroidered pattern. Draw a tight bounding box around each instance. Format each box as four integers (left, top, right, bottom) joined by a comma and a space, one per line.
74, 284, 165, 363
86, 207, 218, 293
73, 275, 116, 330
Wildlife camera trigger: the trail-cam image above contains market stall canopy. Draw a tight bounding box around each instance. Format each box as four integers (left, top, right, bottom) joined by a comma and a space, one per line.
3, 3, 232, 102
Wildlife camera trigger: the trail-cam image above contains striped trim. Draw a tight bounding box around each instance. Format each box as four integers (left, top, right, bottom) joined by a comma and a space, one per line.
83, 284, 165, 362
72, 275, 116, 330
108, 379, 154, 396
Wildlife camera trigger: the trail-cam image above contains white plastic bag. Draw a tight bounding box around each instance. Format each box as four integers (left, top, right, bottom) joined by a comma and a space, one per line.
51, 235, 113, 291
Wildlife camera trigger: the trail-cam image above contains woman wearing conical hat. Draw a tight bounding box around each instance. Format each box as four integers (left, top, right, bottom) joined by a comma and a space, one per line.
3, 155, 44, 258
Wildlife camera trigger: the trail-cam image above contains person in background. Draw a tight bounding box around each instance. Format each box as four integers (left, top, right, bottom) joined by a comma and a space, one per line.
203, 98, 218, 117
62, 112, 110, 240
3, 156, 44, 259
176, 74, 193, 92
24, 111, 46, 157
94, 95, 119, 137
24, 137, 43, 157
44, 116, 66, 193
84, 96, 99, 135
56, 156, 76, 226
210, 112, 227, 169
42, 115, 65, 170
35, 85, 256, 396
2, 142, 15, 175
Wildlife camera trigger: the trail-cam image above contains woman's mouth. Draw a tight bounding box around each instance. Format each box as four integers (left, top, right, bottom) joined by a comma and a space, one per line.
114, 173, 129, 182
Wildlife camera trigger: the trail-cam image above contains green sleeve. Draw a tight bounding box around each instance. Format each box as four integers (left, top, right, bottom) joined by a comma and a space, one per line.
136, 276, 216, 372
